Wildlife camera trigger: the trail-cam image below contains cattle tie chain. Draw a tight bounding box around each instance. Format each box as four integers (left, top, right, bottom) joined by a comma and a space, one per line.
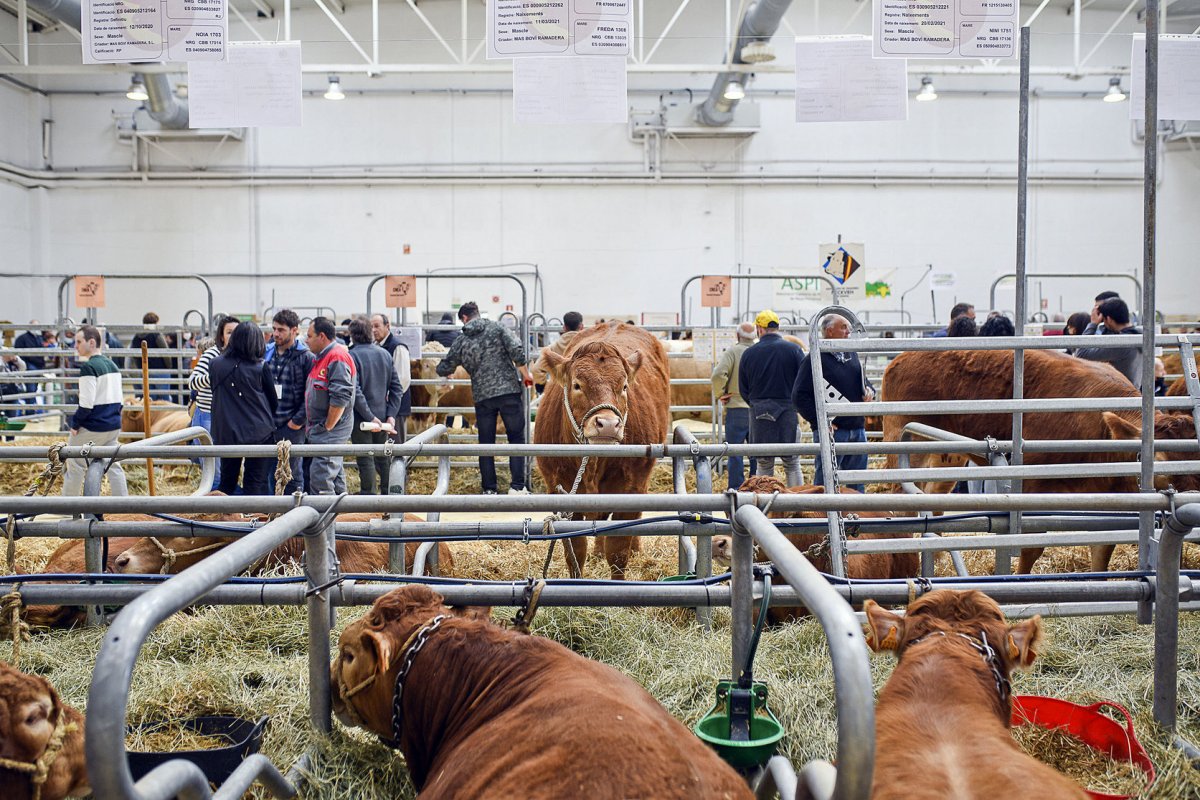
905, 629, 1012, 706
386, 614, 449, 748
510, 578, 546, 633
5, 444, 67, 574
0, 586, 28, 667
0, 713, 77, 800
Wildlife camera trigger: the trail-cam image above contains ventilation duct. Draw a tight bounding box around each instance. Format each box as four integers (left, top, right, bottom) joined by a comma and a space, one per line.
696, 0, 793, 127
24, 0, 190, 129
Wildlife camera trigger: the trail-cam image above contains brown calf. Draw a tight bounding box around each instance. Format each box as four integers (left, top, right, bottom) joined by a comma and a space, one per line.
864, 590, 1088, 800
0, 663, 89, 800
331, 585, 751, 800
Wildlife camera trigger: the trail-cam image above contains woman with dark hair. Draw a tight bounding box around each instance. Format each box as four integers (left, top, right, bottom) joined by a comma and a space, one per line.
978, 315, 1015, 337
946, 315, 977, 337
188, 315, 239, 489
210, 321, 278, 495
1065, 312, 1090, 336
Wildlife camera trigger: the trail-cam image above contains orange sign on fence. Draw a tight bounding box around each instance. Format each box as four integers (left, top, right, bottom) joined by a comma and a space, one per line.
700, 275, 732, 308
74, 276, 106, 308
385, 275, 417, 308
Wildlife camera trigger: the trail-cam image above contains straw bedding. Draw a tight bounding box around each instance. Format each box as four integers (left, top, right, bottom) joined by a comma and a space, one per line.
2, 449, 1199, 798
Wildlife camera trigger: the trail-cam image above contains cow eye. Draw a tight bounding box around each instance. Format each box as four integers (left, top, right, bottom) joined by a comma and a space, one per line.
342, 649, 354, 663
572, 383, 581, 391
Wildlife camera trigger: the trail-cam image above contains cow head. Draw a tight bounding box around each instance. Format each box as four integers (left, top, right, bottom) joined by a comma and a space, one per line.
864, 589, 1042, 678
331, 585, 489, 740
1102, 411, 1200, 491
0, 664, 89, 800
113, 536, 229, 574
541, 342, 644, 444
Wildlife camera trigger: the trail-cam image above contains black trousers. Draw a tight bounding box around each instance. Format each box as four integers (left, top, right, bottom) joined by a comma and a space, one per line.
474, 393, 526, 492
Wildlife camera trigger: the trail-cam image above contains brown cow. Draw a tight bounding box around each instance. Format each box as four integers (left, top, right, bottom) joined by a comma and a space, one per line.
112, 512, 454, 576
534, 323, 671, 578
864, 590, 1087, 800
0, 663, 89, 800
120, 401, 191, 436
409, 342, 474, 432
22, 537, 139, 628
331, 585, 752, 800
882, 349, 1191, 572
713, 476, 917, 623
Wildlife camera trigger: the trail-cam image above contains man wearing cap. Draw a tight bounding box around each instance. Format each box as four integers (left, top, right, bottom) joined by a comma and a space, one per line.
711, 322, 757, 489
737, 310, 805, 486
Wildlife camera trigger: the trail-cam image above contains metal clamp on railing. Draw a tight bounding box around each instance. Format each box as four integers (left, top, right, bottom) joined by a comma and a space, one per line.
673, 425, 713, 628
86, 506, 320, 800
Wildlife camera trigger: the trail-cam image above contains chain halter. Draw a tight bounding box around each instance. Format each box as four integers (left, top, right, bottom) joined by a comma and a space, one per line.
337, 614, 450, 750
904, 629, 1012, 706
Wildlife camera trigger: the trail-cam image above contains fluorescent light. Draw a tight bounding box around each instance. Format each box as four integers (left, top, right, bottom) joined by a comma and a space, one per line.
324, 75, 345, 101
1103, 77, 1126, 103
915, 76, 937, 102
126, 78, 148, 102
723, 80, 745, 101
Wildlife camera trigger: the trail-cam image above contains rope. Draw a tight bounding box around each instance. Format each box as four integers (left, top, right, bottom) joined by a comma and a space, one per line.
274, 439, 293, 496
0, 587, 28, 667
0, 713, 77, 800
537, 454, 591, 577
148, 537, 228, 574
6, 444, 66, 574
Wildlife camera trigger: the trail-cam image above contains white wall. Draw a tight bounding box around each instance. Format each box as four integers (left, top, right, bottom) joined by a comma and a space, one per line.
2, 1, 1197, 327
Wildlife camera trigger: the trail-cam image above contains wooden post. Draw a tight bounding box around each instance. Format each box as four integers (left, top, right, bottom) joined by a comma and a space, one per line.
140, 341, 155, 496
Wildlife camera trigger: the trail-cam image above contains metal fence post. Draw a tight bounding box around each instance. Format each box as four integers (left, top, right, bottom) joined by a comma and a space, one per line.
729, 494, 753, 683
305, 513, 337, 734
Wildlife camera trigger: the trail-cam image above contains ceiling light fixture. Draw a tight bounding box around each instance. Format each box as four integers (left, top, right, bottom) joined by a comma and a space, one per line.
915, 76, 938, 102
125, 77, 148, 102
723, 80, 745, 101
324, 75, 345, 101
1103, 76, 1127, 103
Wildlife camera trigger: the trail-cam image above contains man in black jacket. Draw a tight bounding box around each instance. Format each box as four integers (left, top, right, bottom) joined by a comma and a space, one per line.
738, 310, 805, 486
13, 323, 49, 409
793, 314, 875, 492
349, 318, 404, 494
370, 313, 412, 443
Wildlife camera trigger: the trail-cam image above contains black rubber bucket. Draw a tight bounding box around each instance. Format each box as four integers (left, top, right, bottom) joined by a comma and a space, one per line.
126, 715, 269, 785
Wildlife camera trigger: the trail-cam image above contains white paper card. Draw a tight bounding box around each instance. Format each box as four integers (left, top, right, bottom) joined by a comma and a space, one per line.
83, 0, 226, 64
513, 56, 627, 124
188, 40, 302, 128
487, 0, 631, 59
872, 0, 1015, 59
795, 36, 908, 123
1130, 34, 1200, 122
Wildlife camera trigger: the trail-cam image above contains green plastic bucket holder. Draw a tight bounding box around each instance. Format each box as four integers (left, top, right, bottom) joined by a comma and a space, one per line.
657, 573, 696, 583
0, 415, 25, 431
694, 680, 785, 770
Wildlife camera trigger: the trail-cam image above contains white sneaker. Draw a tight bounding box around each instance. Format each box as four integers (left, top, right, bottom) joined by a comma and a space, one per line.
508, 487, 530, 495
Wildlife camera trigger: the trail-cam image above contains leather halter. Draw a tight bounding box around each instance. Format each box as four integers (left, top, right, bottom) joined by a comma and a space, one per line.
904, 629, 1012, 706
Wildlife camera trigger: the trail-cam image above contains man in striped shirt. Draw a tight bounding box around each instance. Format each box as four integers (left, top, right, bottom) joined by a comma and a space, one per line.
189, 316, 238, 490
62, 325, 127, 497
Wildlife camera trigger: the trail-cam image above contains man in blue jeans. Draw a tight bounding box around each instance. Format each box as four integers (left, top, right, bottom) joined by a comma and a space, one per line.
436, 302, 534, 494
738, 310, 805, 486
711, 321, 757, 489
793, 314, 875, 492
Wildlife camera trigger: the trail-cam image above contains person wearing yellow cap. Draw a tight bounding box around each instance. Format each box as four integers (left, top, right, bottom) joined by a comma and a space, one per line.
737, 310, 805, 485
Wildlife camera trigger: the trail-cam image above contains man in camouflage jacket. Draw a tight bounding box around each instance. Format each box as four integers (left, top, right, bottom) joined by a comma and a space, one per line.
436, 302, 533, 494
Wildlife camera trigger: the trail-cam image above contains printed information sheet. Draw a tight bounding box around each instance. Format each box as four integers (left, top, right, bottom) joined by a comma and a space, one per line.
188, 41, 301, 128
872, 0, 1015, 59
795, 36, 908, 123
513, 56, 627, 123
83, 0, 226, 64
487, 0, 631, 59
1131, 34, 1200, 121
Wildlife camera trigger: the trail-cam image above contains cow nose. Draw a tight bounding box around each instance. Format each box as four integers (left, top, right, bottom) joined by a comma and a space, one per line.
590, 414, 622, 441
115, 553, 130, 571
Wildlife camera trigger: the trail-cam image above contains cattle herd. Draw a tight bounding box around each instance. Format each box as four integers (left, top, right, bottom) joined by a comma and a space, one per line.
0, 319, 1189, 798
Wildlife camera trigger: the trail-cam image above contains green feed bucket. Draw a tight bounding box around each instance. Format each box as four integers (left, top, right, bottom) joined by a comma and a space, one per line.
694, 680, 785, 770
658, 573, 696, 583
0, 415, 25, 431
